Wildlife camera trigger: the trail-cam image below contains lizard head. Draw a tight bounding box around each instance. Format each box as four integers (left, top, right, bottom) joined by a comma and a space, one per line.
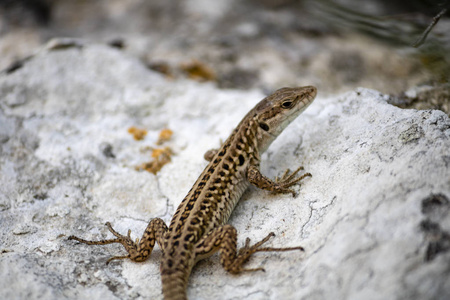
253, 86, 317, 152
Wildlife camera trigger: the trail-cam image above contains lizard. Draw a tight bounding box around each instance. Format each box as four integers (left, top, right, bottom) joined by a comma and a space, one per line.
68, 85, 317, 300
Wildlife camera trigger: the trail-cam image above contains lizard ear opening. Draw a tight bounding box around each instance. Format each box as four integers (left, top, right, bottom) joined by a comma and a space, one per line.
259, 122, 270, 131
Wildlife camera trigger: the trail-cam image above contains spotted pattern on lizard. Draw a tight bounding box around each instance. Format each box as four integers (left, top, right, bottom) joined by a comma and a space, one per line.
68, 86, 317, 300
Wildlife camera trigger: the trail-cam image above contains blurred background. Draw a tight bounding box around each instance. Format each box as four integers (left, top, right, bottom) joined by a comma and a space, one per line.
1, 0, 448, 113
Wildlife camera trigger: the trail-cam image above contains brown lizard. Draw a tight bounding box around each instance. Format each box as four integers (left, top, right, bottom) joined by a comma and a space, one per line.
69, 86, 317, 299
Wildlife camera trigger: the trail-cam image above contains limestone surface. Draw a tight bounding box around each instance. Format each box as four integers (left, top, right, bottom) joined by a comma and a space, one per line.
0, 43, 449, 300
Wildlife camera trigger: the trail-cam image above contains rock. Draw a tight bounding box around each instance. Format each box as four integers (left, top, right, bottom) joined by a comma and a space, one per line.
0, 43, 449, 300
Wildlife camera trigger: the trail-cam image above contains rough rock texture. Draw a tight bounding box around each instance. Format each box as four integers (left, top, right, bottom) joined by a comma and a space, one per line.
2, 0, 448, 102
0, 44, 449, 300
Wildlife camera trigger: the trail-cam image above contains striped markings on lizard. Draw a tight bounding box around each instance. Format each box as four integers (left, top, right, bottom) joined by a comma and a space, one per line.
69, 86, 317, 300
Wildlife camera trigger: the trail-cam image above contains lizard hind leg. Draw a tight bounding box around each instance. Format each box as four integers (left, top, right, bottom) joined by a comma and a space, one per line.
231, 232, 304, 273
68, 218, 168, 264
194, 225, 304, 274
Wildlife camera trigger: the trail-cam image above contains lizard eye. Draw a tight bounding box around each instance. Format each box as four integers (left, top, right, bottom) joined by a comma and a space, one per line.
259, 122, 269, 131
281, 100, 294, 108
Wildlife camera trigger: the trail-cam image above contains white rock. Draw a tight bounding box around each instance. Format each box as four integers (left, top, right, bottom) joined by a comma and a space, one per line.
0, 43, 448, 300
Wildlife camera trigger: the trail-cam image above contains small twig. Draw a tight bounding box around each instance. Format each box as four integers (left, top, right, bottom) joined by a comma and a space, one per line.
413, 7, 448, 47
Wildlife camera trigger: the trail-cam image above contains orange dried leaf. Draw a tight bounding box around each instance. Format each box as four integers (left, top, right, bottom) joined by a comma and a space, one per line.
181, 60, 216, 82
137, 147, 173, 174
128, 127, 147, 141
156, 128, 173, 145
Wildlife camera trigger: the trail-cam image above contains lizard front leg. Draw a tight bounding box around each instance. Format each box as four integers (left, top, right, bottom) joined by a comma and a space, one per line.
204, 138, 225, 161
204, 148, 219, 162
194, 225, 303, 274
247, 164, 311, 196
68, 218, 168, 264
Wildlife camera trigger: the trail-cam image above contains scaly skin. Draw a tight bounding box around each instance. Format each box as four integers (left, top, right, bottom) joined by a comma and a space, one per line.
69, 86, 317, 300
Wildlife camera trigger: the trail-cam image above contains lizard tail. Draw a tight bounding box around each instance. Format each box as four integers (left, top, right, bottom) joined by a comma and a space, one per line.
160, 243, 196, 300
161, 269, 190, 300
